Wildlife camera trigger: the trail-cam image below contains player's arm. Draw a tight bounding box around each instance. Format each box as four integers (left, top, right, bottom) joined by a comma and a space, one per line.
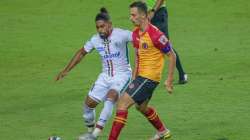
55, 48, 88, 81
152, 0, 165, 11
165, 48, 176, 93
155, 34, 176, 93
148, 0, 165, 20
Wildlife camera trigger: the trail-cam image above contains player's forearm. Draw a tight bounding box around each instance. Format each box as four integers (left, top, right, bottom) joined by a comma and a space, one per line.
63, 48, 87, 72
167, 50, 176, 81
153, 0, 165, 11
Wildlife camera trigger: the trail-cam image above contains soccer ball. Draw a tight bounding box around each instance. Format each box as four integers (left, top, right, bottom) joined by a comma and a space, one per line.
78, 133, 96, 140
48, 136, 61, 140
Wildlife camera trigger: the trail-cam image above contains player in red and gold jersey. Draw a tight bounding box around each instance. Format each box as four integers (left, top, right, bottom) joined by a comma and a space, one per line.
108, 1, 176, 140
132, 21, 173, 82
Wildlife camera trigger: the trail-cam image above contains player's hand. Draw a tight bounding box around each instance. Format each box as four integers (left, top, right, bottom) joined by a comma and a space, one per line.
164, 79, 173, 94
55, 71, 67, 81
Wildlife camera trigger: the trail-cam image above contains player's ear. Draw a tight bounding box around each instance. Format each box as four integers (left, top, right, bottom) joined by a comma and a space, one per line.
108, 21, 112, 28
139, 12, 146, 20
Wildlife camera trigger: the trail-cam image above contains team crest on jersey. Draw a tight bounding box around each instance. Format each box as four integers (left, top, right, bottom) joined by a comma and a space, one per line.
142, 42, 148, 49
159, 35, 168, 45
114, 42, 119, 47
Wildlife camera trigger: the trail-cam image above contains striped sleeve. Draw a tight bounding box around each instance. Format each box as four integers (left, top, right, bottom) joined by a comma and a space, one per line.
155, 35, 172, 54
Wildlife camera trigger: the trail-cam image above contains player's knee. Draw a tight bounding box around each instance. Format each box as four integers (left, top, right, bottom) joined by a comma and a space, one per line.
116, 93, 134, 110
135, 105, 147, 113
85, 96, 99, 108
106, 89, 119, 102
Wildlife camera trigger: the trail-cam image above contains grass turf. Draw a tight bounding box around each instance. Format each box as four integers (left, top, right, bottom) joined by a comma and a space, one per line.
0, 0, 250, 140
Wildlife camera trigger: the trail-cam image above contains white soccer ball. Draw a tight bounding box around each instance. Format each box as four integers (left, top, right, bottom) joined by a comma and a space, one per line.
48, 136, 61, 140
78, 133, 96, 140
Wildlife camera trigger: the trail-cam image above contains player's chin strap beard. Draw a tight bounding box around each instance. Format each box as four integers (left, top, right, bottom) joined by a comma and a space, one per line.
100, 28, 113, 40
99, 33, 107, 39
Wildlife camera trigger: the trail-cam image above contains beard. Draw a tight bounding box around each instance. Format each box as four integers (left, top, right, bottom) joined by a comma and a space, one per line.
131, 20, 139, 26
99, 33, 107, 39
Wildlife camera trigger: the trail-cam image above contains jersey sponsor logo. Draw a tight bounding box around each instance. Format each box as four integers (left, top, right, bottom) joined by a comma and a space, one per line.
102, 51, 121, 59
158, 35, 168, 45
96, 47, 105, 52
142, 42, 148, 49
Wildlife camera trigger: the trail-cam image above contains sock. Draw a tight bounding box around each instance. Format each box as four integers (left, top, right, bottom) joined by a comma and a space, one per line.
143, 107, 167, 133
92, 125, 103, 138
83, 104, 96, 133
108, 110, 128, 140
93, 99, 115, 137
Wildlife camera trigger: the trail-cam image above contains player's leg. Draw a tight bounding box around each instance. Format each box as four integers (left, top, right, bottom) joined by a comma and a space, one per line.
83, 96, 99, 133
92, 89, 118, 138
82, 73, 109, 133
109, 76, 151, 140
93, 72, 131, 139
109, 76, 159, 140
131, 77, 171, 140
172, 48, 187, 84
136, 102, 171, 140
163, 7, 187, 84
108, 92, 135, 140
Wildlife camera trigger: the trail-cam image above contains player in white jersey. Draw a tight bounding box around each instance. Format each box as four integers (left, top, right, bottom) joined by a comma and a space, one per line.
55, 8, 132, 140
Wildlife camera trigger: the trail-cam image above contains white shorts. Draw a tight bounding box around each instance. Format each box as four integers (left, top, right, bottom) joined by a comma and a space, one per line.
87, 71, 131, 103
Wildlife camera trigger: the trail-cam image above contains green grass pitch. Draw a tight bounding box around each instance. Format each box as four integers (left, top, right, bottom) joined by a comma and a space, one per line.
1, 0, 250, 140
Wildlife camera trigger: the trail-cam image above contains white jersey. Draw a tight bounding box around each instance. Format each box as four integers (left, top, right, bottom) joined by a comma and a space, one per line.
83, 28, 132, 76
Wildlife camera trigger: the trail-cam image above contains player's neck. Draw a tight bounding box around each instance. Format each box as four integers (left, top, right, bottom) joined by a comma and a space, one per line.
139, 19, 149, 32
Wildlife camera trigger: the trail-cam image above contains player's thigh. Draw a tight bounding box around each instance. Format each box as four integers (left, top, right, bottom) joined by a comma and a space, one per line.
106, 89, 119, 102
116, 92, 135, 110
87, 74, 109, 103
110, 72, 131, 96
135, 99, 150, 113
126, 76, 159, 105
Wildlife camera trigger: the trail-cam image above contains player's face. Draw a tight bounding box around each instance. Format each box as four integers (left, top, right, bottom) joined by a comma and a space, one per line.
96, 20, 112, 39
129, 7, 146, 26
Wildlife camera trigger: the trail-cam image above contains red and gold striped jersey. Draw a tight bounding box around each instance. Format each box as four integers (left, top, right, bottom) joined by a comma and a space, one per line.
132, 24, 171, 82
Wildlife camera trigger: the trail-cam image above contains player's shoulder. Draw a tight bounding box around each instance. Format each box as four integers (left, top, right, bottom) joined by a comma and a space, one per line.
113, 28, 131, 35
131, 26, 140, 38
89, 33, 101, 42
148, 24, 163, 35
147, 24, 164, 40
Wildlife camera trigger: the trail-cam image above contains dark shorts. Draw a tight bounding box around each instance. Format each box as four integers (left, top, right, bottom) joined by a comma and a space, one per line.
125, 76, 159, 105
151, 7, 169, 38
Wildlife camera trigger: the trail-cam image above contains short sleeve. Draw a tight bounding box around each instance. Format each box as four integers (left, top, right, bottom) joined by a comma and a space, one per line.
154, 34, 172, 54
83, 39, 94, 53
123, 30, 133, 42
